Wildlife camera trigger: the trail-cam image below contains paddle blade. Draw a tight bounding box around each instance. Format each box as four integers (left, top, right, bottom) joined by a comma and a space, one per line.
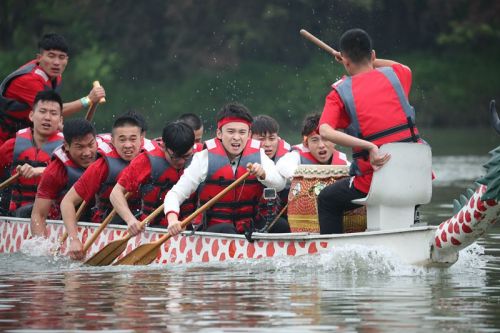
84, 239, 128, 266
114, 241, 161, 266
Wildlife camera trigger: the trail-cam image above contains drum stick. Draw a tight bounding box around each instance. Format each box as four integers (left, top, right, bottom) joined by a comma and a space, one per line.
300, 29, 340, 59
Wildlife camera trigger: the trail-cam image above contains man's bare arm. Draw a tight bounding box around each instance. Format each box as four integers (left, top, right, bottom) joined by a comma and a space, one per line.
30, 197, 53, 237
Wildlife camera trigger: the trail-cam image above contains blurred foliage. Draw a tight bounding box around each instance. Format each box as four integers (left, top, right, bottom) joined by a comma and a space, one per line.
1, 0, 500, 134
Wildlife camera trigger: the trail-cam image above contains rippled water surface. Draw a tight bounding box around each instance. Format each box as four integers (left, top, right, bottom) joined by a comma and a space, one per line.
0, 155, 499, 332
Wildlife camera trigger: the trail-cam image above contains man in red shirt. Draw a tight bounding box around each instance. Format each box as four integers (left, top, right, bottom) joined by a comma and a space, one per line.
0, 33, 106, 146
0, 90, 64, 217
30, 119, 98, 237
61, 113, 144, 260
317, 28, 422, 234
110, 121, 198, 237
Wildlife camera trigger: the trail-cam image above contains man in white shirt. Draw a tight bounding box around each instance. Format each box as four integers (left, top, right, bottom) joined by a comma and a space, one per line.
164, 102, 286, 235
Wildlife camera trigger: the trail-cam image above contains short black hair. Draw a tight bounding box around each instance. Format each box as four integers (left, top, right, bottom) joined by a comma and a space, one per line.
216, 102, 253, 127
301, 113, 321, 137
162, 121, 195, 155
33, 90, 63, 113
63, 118, 96, 145
123, 110, 147, 133
251, 115, 279, 135
178, 113, 203, 131
339, 28, 372, 64
112, 113, 142, 132
38, 33, 69, 54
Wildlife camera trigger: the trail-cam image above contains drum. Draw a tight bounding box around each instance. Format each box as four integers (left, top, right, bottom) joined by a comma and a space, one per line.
287, 165, 366, 233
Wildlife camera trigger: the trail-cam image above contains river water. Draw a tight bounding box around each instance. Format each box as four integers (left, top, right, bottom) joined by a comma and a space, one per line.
0, 154, 499, 332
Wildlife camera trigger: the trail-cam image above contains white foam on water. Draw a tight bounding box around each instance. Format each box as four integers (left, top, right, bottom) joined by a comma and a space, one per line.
177, 242, 491, 279
19, 236, 57, 257
268, 244, 428, 277
5, 236, 492, 278
449, 242, 489, 272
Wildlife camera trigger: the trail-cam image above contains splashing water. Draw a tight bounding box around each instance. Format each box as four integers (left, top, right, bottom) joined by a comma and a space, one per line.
20, 236, 57, 257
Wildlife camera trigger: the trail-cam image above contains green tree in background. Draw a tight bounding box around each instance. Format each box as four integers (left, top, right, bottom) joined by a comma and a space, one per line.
1, 0, 499, 134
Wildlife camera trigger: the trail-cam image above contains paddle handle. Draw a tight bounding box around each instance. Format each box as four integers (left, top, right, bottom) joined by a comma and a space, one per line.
140, 203, 165, 228
59, 200, 87, 245
82, 192, 131, 252
300, 29, 339, 58
0, 173, 20, 191
156, 171, 252, 244
85, 81, 106, 121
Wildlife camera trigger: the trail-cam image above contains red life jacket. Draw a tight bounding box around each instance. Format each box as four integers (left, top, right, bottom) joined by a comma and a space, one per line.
273, 138, 291, 163
292, 144, 349, 166
333, 66, 419, 179
91, 142, 140, 223
9, 128, 63, 212
93, 138, 160, 211
0, 60, 62, 138
48, 138, 105, 218
139, 144, 198, 226
51, 146, 87, 202
199, 138, 263, 233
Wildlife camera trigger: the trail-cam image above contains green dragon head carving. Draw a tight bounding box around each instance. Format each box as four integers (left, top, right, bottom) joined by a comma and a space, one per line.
452, 145, 500, 214
451, 102, 499, 213
477, 145, 500, 201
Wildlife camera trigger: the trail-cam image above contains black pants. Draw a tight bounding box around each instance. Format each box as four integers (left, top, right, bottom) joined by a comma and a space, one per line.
255, 216, 291, 233
15, 203, 34, 218
317, 177, 366, 234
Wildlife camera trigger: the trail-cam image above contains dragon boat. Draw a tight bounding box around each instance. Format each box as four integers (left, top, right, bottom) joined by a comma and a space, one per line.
1, 103, 499, 266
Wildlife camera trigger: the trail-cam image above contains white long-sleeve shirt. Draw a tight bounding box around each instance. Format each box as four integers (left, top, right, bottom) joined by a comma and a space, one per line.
276, 150, 302, 180
164, 148, 286, 215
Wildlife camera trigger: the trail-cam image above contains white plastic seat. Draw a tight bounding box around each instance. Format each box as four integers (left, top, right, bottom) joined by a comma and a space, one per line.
352, 142, 432, 231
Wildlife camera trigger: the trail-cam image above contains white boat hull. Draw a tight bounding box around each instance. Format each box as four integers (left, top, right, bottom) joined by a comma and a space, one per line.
0, 217, 456, 267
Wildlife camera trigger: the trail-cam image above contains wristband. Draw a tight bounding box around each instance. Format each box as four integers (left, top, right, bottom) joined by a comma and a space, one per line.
80, 96, 91, 109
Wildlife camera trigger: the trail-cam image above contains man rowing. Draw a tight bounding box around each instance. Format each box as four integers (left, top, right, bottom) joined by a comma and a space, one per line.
0, 90, 64, 217
251, 114, 292, 230
61, 113, 145, 260
110, 121, 200, 236
30, 119, 101, 237
164, 103, 287, 235
0, 33, 105, 146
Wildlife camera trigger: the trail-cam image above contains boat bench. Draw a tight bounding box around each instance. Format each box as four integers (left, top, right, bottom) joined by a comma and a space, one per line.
352, 142, 432, 231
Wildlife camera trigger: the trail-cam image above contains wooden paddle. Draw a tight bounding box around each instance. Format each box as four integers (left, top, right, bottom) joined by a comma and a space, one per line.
300, 29, 340, 59
82, 192, 131, 252
115, 170, 251, 266
53, 200, 87, 254
0, 173, 20, 191
84, 203, 165, 266
84, 81, 106, 121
